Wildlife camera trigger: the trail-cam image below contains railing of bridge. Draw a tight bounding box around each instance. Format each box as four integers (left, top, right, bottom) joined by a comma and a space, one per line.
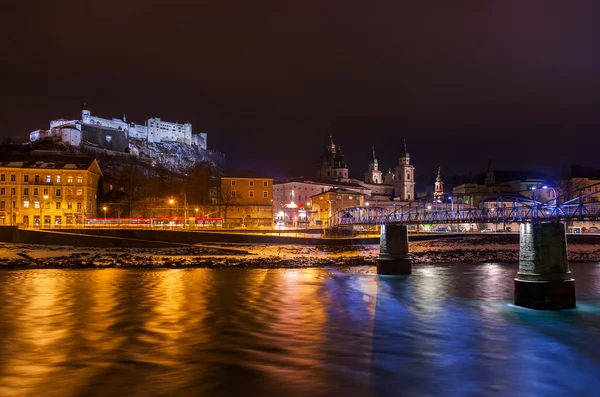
330, 192, 600, 227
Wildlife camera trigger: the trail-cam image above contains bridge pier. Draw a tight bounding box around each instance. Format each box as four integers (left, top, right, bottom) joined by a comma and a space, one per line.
377, 224, 411, 275
515, 222, 575, 310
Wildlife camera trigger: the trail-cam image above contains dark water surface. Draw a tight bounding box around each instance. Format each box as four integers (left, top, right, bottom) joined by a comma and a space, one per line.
1, 263, 600, 397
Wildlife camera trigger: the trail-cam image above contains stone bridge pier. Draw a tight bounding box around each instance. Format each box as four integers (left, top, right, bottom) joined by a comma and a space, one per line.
515, 222, 575, 310
377, 224, 411, 275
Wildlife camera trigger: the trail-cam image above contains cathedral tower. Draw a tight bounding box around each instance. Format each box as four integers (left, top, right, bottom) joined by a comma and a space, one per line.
393, 139, 415, 201
434, 166, 444, 201
484, 159, 495, 185
364, 146, 383, 184
316, 134, 348, 180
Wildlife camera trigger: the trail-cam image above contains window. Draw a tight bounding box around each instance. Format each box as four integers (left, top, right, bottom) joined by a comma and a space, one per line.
77, 176, 83, 184
407, 173, 410, 180
23, 175, 29, 183
34, 175, 39, 183
67, 188, 73, 196
10, 175, 16, 182
11, 188, 15, 195
76, 189, 83, 196
0, 201, 4, 209
231, 190, 237, 197
44, 202, 50, 210
56, 202, 61, 210
249, 191, 254, 198
263, 191, 268, 198
56, 189, 61, 197
67, 202, 72, 210
263, 181, 268, 187
43, 188, 49, 196
33, 188, 38, 196
56, 175, 61, 183
67, 175, 73, 184
0, 188, 4, 195
231, 180, 237, 186
46, 175, 51, 183
23, 188, 29, 196
23, 201, 29, 208
0, 174, 4, 182
77, 202, 82, 211
34, 201, 40, 209
249, 181, 255, 187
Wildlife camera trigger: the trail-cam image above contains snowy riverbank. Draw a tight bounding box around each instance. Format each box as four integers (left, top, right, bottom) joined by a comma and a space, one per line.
1, 236, 599, 269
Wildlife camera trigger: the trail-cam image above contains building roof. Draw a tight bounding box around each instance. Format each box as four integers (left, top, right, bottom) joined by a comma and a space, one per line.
0, 151, 102, 175
310, 188, 366, 198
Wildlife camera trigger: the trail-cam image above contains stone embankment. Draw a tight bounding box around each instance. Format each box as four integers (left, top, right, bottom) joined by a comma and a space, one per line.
1, 235, 599, 269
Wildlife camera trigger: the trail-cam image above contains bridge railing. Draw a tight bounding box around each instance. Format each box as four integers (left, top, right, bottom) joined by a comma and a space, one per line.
329, 195, 600, 227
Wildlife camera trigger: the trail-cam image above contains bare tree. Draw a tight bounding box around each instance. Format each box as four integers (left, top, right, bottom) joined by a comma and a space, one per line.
116, 165, 147, 217
219, 185, 242, 227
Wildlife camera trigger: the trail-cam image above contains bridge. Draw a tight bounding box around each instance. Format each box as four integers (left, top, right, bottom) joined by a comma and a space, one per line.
330, 193, 600, 227
329, 187, 600, 311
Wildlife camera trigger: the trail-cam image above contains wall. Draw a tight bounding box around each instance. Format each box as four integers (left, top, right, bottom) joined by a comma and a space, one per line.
81, 124, 130, 151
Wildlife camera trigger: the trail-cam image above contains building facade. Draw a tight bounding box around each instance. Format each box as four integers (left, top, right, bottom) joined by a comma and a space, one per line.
0, 152, 102, 227
310, 188, 365, 227
219, 176, 273, 227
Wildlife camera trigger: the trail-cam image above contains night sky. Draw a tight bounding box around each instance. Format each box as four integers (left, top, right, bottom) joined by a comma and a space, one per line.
2, 1, 600, 181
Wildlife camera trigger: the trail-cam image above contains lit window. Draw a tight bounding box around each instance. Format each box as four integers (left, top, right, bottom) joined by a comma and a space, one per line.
77, 176, 83, 184
56, 175, 61, 183
34, 201, 40, 209
67, 175, 73, 184
76, 189, 83, 196
23, 201, 29, 208
46, 175, 51, 183
67, 188, 73, 196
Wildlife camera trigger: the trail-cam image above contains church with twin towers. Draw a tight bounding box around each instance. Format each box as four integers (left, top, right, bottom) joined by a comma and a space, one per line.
315, 134, 426, 202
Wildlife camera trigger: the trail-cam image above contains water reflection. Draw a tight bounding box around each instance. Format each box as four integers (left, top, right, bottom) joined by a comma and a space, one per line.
0, 264, 599, 396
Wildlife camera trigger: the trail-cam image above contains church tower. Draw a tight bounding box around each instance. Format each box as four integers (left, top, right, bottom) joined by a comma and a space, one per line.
484, 159, 495, 185
434, 166, 444, 201
393, 139, 415, 201
316, 133, 348, 180
364, 146, 383, 184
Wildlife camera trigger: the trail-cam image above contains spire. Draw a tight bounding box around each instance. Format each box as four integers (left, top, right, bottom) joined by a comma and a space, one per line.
401, 138, 409, 157
485, 158, 495, 185
369, 145, 378, 164
436, 166, 442, 182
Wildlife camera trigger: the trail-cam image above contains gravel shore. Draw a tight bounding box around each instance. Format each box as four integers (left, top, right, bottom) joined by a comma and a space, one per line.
1, 236, 599, 269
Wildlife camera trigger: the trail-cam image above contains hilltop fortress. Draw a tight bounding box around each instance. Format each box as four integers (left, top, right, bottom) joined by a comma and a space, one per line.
30, 110, 207, 151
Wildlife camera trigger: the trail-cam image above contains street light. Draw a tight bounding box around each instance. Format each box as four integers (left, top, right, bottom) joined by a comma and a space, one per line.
103, 206, 107, 221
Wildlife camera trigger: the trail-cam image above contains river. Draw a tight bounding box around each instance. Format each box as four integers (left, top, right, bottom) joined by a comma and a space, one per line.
1, 263, 600, 396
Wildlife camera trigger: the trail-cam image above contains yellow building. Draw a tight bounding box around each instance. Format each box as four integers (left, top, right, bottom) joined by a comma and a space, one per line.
0, 152, 102, 227
219, 176, 273, 227
310, 188, 365, 227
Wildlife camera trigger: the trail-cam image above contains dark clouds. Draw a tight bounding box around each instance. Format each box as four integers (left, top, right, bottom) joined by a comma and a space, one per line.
2, 1, 599, 180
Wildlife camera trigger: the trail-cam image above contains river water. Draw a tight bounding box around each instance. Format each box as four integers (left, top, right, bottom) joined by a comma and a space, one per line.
1, 263, 600, 397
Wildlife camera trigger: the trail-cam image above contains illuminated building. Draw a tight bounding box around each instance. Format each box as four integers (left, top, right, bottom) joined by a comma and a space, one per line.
0, 152, 102, 226
218, 176, 273, 227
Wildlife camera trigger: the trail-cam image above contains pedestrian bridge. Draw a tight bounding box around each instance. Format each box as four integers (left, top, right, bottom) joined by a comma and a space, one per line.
330, 193, 600, 227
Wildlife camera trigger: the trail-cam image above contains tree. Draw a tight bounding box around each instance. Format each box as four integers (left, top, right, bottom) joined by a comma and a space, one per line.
115, 165, 147, 217
219, 185, 242, 227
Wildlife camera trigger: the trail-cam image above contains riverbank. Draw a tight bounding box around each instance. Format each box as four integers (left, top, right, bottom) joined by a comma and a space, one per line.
1, 235, 599, 269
